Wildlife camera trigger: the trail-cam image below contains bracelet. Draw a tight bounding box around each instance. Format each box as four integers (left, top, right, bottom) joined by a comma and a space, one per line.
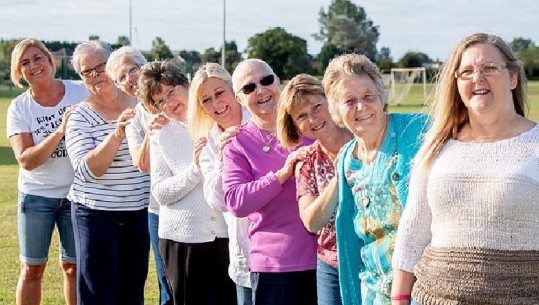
391, 294, 411, 301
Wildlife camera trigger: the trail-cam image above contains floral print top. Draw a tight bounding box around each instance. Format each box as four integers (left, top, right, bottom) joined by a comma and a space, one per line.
343, 130, 401, 304
297, 141, 338, 267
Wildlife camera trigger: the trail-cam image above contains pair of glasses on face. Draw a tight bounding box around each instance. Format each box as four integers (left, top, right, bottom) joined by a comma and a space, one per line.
115, 65, 140, 86
238, 74, 275, 95
454, 62, 507, 80
155, 85, 180, 108
80, 62, 107, 78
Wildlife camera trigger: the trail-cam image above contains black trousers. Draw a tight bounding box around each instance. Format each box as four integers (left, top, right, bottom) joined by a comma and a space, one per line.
159, 237, 237, 305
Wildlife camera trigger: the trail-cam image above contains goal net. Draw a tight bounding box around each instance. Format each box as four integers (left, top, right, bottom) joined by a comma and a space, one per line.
388, 67, 427, 105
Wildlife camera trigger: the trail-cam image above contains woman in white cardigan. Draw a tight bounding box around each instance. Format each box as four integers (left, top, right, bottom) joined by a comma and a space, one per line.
138, 60, 236, 305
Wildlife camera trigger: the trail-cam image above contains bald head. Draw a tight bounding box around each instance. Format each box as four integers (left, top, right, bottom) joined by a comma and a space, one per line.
232, 58, 275, 94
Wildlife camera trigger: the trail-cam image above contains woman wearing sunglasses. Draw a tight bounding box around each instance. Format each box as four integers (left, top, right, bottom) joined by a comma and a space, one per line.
106, 47, 172, 305
222, 59, 318, 305
65, 41, 150, 305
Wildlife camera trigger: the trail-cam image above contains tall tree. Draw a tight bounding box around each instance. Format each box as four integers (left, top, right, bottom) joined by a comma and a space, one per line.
150, 37, 173, 60
398, 51, 432, 68
116, 36, 130, 47
315, 0, 379, 61
377, 46, 395, 72
246, 27, 311, 80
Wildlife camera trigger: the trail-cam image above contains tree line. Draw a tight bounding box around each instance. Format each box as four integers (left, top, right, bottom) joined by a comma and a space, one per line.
1, 0, 538, 86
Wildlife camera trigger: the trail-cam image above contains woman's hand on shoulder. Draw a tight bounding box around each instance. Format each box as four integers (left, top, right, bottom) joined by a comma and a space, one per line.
114, 108, 136, 140
193, 137, 208, 166
218, 125, 242, 161
276, 145, 312, 185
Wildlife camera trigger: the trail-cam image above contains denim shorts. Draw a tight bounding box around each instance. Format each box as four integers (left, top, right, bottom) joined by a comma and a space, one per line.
17, 192, 76, 265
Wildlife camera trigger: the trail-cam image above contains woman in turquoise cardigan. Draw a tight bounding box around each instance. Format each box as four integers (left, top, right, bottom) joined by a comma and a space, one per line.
322, 54, 428, 305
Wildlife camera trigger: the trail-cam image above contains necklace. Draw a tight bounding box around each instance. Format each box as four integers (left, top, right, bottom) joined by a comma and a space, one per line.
255, 125, 276, 153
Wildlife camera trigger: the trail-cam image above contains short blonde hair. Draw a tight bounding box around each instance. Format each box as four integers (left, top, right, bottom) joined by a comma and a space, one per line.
188, 63, 234, 139
277, 73, 325, 148
10, 38, 56, 88
323, 53, 388, 128
416, 33, 528, 172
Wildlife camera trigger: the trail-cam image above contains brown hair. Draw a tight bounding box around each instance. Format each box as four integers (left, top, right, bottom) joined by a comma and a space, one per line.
138, 60, 189, 109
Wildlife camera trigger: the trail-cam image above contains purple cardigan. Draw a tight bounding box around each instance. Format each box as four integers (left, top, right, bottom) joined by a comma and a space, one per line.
222, 120, 317, 273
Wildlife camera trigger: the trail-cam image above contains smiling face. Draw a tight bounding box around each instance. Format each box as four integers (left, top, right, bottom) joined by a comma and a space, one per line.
291, 94, 337, 142
235, 63, 280, 123
153, 83, 189, 122
112, 55, 141, 97
456, 43, 517, 118
79, 52, 114, 95
19, 46, 55, 86
336, 76, 386, 137
199, 77, 242, 130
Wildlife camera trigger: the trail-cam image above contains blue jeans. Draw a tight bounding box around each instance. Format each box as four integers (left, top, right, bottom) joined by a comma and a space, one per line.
251, 270, 317, 305
316, 259, 342, 305
148, 212, 173, 305
236, 284, 253, 305
72, 203, 149, 305
17, 192, 76, 264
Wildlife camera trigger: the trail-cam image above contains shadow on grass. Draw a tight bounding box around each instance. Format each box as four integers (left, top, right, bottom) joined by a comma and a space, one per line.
0, 146, 16, 166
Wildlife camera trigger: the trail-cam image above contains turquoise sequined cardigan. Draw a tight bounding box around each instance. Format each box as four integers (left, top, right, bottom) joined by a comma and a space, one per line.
336, 113, 429, 305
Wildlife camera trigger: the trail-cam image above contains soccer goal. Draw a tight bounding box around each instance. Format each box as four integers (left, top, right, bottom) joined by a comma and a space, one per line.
389, 67, 427, 105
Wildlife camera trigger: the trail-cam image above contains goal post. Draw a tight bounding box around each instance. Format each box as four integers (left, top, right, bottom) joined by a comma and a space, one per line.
389, 67, 427, 105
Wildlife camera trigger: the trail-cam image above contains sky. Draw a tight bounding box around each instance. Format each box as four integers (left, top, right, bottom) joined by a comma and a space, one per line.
1, 0, 538, 62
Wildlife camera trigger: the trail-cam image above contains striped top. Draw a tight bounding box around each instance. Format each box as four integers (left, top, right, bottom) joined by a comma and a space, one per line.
65, 103, 150, 211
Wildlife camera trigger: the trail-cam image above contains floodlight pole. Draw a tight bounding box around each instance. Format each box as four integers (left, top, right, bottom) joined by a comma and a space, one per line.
129, 0, 133, 46
221, 0, 226, 68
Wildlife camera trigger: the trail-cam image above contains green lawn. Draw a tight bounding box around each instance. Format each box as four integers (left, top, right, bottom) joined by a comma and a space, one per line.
0, 82, 538, 304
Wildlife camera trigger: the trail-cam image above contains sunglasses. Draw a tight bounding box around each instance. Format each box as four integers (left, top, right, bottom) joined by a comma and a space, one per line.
238, 74, 275, 95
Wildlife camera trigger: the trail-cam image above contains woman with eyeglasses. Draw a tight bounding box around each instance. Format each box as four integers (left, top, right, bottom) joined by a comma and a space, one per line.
7, 38, 88, 305
106, 46, 172, 305
391, 33, 538, 305
322, 53, 428, 305
222, 58, 318, 305
138, 60, 234, 305
65, 41, 150, 305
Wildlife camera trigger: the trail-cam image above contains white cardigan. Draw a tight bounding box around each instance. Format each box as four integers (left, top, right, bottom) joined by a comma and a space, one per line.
150, 120, 227, 243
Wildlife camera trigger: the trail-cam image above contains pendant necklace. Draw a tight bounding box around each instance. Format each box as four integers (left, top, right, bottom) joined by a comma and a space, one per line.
255, 125, 276, 153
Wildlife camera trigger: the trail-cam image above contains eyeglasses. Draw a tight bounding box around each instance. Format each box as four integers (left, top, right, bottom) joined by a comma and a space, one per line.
80, 62, 107, 78
237, 74, 275, 95
155, 85, 180, 108
115, 65, 140, 86
454, 63, 507, 80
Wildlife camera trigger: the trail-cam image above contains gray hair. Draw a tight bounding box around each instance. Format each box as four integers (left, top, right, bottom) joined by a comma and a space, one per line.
71, 41, 113, 75
106, 46, 147, 81
231, 58, 275, 93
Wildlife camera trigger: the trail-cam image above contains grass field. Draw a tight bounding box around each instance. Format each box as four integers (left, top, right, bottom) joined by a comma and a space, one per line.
0, 82, 538, 304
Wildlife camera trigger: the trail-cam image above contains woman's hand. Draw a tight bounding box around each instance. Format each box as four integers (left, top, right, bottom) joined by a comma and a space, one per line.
218, 125, 242, 161
57, 105, 77, 136
147, 113, 169, 136
275, 145, 312, 185
114, 108, 136, 140
193, 137, 208, 167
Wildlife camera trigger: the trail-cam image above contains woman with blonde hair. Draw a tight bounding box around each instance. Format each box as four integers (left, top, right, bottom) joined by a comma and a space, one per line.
7, 38, 88, 305
391, 33, 538, 305
277, 73, 352, 305
188, 62, 251, 305
323, 53, 428, 305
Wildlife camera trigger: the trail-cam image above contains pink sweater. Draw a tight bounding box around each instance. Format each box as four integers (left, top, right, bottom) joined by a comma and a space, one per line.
222, 120, 317, 273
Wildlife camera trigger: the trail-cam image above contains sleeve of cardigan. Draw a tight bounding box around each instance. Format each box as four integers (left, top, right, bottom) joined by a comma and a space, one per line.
335, 140, 364, 305
222, 138, 283, 218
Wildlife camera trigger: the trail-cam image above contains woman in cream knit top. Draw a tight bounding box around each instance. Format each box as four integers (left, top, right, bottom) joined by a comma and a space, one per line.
391, 33, 539, 305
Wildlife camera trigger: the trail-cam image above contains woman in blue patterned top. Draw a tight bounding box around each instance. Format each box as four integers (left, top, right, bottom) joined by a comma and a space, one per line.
322, 54, 428, 305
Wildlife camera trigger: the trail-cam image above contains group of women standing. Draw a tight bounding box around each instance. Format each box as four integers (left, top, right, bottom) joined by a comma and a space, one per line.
7, 31, 538, 305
